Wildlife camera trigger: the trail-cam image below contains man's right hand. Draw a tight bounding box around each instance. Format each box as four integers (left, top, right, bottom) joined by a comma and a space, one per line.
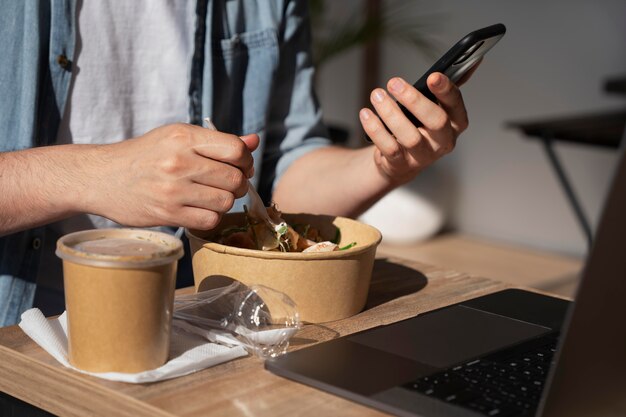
0, 123, 259, 236
85, 123, 259, 230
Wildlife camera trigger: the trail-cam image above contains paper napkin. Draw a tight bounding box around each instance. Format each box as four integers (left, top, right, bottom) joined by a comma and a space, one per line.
18, 308, 248, 383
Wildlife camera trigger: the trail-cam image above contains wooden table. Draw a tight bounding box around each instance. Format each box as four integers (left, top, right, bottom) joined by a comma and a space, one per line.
0, 255, 516, 417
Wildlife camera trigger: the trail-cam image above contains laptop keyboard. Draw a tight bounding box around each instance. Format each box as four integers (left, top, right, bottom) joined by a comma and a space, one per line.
402, 333, 559, 416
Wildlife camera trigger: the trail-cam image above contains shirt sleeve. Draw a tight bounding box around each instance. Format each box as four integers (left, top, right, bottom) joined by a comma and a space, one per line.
258, 0, 333, 201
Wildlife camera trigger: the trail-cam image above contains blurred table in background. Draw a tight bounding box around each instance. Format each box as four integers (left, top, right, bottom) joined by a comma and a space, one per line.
508, 109, 625, 149
604, 74, 626, 96
507, 75, 626, 249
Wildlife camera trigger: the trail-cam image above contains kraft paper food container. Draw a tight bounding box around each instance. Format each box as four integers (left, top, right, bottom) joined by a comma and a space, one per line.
56, 228, 183, 373
186, 213, 382, 323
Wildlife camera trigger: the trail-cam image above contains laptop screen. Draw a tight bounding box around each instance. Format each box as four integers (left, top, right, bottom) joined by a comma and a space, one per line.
539, 139, 626, 416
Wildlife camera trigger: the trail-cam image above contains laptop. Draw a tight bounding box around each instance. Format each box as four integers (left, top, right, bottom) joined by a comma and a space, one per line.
265, 142, 626, 416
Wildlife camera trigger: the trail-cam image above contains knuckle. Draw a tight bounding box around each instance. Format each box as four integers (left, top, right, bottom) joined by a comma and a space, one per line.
166, 122, 185, 135
176, 122, 193, 133
228, 168, 246, 190
403, 130, 422, 148
158, 181, 178, 200
217, 192, 235, 212
430, 113, 449, 131
385, 143, 403, 160
437, 135, 457, 156
440, 80, 455, 95
376, 104, 393, 119
441, 141, 455, 155
367, 120, 386, 136
233, 182, 249, 199
403, 89, 421, 108
160, 154, 184, 174
228, 138, 247, 159
168, 123, 194, 145
361, 112, 386, 136
152, 204, 174, 224
198, 211, 221, 230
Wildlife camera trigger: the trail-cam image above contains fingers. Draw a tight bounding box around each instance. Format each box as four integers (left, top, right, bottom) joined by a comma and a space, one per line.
388, 77, 447, 137
184, 183, 238, 214
373, 85, 426, 150
171, 206, 223, 230
147, 128, 250, 197
240, 134, 260, 152
359, 107, 406, 164
358, 74, 471, 185
159, 183, 235, 223
144, 166, 245, 230
145, 160, 246, 229
185, 124, 255, 177
363, 77, 453, 155
239, 134, 259, 177
165, 124, 256, 199
190, 157, 249, 198
427, 72, 469, 132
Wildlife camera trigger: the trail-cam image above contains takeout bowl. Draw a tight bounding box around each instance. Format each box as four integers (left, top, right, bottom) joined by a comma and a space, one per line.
186, 213, 382, 323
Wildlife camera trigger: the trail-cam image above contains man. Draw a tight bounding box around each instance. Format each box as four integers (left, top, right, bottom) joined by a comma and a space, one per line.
0, 0, 469, 326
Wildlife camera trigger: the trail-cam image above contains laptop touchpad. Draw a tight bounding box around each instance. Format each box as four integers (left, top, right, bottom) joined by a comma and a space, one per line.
349, 305, 549, 368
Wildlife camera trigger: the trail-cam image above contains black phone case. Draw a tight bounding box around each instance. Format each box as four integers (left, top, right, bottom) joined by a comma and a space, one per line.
398, 23, 506, 129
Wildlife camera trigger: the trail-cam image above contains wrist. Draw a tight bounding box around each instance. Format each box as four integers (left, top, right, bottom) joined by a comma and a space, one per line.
58, 144, 111, 215
342, 146, 401, 217
0, 144, 110, 234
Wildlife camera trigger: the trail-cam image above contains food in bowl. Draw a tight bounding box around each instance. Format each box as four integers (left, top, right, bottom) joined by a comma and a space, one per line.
217, 204, 356, 253
186, 213, 382, 323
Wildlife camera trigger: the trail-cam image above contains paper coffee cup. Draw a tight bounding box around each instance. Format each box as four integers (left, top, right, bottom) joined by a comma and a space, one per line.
56, 228, 183, 373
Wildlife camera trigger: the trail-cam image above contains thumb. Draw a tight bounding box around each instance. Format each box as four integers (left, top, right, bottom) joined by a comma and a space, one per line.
240, 134, 260, 152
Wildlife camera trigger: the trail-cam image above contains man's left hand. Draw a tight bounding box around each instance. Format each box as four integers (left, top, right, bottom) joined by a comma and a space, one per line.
359, 72, 469, 186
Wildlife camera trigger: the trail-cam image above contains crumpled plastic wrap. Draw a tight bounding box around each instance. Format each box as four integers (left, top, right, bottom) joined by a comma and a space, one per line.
173, 281, 301, 359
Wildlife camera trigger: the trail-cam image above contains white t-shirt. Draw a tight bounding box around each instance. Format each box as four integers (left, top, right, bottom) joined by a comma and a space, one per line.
58, 0, 196, 146
55, 0, 195, 231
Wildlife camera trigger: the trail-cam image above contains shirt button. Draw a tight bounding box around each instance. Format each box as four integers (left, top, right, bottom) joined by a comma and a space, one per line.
32, 237, 42, 250
56, 54, 71, 70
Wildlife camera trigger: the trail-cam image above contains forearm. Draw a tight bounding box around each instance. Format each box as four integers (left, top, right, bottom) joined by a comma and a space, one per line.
0, 145, 103, 236
272, 145, 399, 218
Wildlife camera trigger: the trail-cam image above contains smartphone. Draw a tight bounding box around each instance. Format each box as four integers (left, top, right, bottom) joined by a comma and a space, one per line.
379, 23, 506, 133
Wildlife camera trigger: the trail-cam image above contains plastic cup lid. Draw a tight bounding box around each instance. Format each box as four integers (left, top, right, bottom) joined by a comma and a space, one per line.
56, 228, 184, 269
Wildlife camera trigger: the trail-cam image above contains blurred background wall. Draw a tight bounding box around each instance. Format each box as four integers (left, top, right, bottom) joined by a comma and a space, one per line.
314, 0, 626, 258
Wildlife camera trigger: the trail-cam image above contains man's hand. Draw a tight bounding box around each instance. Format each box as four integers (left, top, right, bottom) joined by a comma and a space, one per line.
88, 123, 259, 230
0, 123, 259, 236
273, 71, 472, 218
359, 72, 469, 186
